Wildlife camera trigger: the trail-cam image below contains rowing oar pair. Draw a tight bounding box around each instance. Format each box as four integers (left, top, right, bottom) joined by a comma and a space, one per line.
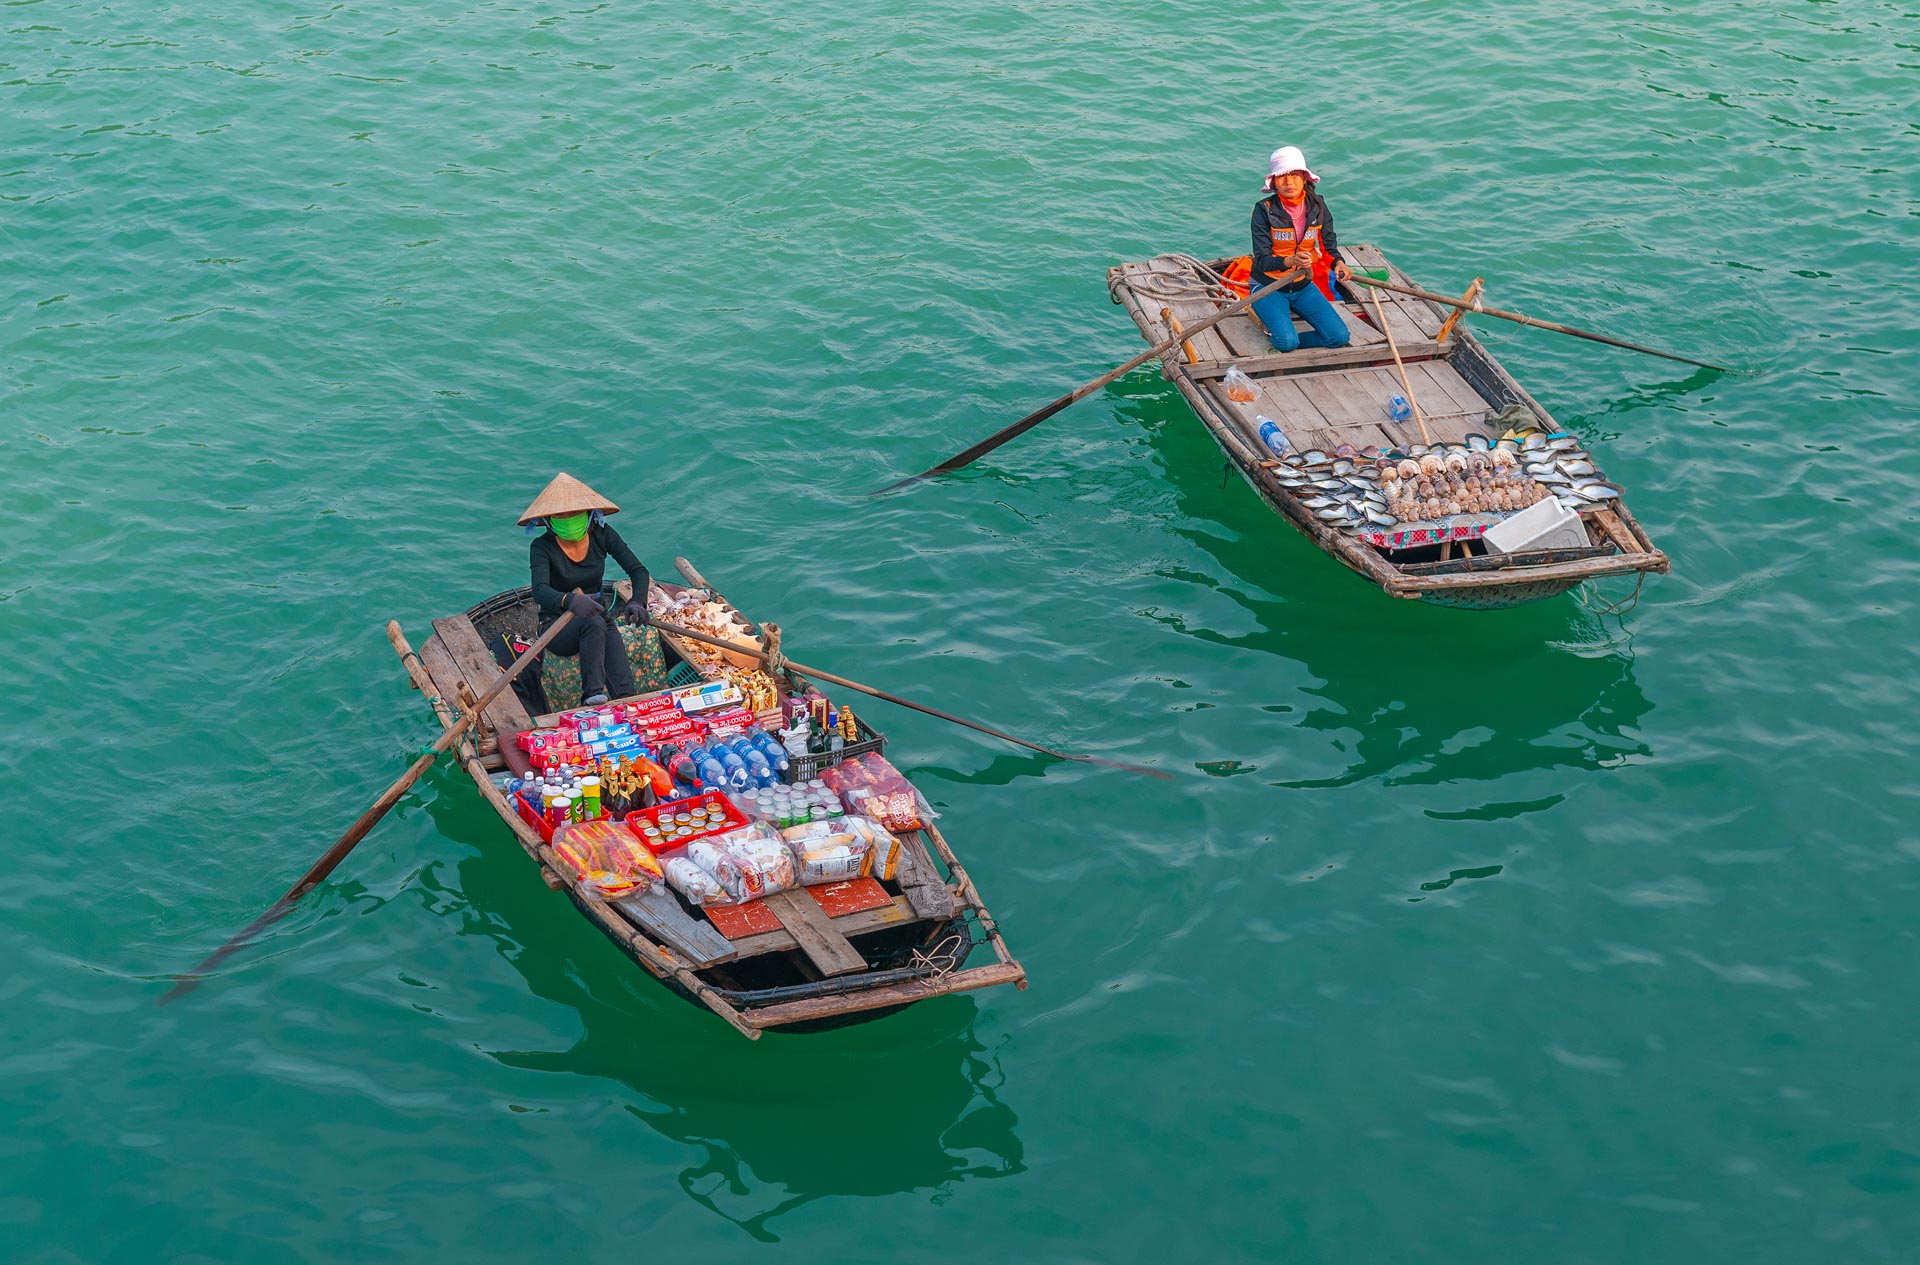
165, 601, 1159, 1000
872, 268, 1729, 494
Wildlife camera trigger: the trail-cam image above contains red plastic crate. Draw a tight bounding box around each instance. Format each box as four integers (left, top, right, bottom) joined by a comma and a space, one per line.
624, 790, 747, 855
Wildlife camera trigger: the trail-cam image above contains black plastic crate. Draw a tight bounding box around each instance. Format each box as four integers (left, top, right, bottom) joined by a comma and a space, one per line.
786, 712, 886, 781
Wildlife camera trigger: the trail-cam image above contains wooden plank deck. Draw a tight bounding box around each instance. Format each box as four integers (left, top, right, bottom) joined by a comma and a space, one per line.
428, 615, 535, 741
615, 886, 738, 967
763, 889, 868, 976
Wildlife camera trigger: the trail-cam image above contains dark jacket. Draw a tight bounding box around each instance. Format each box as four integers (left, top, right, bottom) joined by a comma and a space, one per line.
1250, 188, 1339, 293
529, 521, 650, 621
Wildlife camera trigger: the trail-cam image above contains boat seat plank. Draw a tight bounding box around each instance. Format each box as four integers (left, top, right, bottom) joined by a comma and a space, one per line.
895, 833, 958, 921
616, 887, 738, 966
721, 893, 920, 959
429, 615, 534, 740
761, 889, 869, 976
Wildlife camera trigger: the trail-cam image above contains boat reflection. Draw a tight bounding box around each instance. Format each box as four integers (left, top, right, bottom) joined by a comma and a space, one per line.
421, 787, 1025, 1241
1113, 383, 1654, 789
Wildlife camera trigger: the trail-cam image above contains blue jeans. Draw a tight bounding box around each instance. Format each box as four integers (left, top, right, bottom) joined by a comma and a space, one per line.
1251, 281, 1351, 352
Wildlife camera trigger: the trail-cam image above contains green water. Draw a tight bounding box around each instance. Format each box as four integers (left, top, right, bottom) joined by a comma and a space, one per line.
6, 0, 1919, 1259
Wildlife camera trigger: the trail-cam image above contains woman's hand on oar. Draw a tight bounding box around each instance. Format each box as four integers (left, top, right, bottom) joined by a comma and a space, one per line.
870, 276, 1291, 497
160, 610, 577, 1004
645, 614, 1169, 779
1345, 273, 1732, 372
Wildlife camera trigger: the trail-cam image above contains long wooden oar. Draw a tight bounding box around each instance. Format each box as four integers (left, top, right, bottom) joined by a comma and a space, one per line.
161, 610, 577, 1003
1345, 273, 1729, 371
872, 275, 1292, 495
1363, 283, 1432, 446
645, 615, 1169, 779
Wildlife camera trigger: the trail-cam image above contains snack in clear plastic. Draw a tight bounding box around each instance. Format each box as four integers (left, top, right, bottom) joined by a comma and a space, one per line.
550, 819, 662, 898
821, 753, 928, 833
664, 856, 727, 906
687, 825, 797, 904
1222, 365, 1258, 403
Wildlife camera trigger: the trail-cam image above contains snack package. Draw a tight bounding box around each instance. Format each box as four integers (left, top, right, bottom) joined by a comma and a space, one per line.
821, 753, 929, 833
550, 819, 662, 898
687, 825, 797, 904
664, 857, 728, 907
777, 814, 897, 885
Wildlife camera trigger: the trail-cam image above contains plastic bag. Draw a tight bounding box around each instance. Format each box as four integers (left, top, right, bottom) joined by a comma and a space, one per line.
778, 815, 895, 885
550, 819, 662, 898
687, 825, 797, 904
822, 753, 931, 834
1222, 365, 1258, 404
664, 856, 727, 907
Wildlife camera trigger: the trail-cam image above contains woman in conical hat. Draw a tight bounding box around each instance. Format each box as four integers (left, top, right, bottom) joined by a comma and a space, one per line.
520, 472, 650, 706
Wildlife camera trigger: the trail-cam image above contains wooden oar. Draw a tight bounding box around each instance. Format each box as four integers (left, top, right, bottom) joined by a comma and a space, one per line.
161, 610, 577, 1003
644, 615, 1169, 779
871, 275, 1293, 495
1345, 273, 1729, 371
1363, 283, 1432, 446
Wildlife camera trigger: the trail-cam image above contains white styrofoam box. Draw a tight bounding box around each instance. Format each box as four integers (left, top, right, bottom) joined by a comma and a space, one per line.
1482, 496, 1589, 553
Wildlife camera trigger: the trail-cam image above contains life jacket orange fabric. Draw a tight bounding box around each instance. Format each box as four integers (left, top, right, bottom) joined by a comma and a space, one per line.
1264, 212, 1338, 301
1221, 256, 1252, 298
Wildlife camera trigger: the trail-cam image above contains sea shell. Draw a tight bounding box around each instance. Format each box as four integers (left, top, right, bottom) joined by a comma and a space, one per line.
1331, 459, 1355, 475
1560, 460, 1596, 476
1360, 445, 1382, 459
1491, 448, 1518, 470
1465, 432, 1491, 451
1333, 443, 1358, 458
1409, 444, 1431, 457
1301, 449, 1330, 465
1397, 459, 1421, 480
1415, 478, 1435, 498
1418, 453, 1445, 476
1547, 434, 1580, 452
1443, 451, 1468, 473
1380, 466, 1401, 485
1441, 499, 1462, 517
1522, 434, 1548, 452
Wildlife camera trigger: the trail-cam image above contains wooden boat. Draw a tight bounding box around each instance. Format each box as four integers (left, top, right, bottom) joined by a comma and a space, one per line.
385, 557, 1026, 1039
1107, 247, 1669, 609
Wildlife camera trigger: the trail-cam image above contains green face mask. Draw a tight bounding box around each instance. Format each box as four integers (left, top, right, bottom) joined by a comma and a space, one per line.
549, 512, 590, 541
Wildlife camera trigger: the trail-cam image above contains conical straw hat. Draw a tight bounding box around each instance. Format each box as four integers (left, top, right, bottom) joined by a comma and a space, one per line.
518, 472, 619, 525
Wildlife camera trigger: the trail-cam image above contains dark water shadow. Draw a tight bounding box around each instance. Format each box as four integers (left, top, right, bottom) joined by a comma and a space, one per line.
1113, 387, 1655, 790
419, 782, 1025, 1241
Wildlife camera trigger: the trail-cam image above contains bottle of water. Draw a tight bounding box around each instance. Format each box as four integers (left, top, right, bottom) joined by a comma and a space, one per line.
1255, 415, 1291, 459
1388, 394, 1413, 424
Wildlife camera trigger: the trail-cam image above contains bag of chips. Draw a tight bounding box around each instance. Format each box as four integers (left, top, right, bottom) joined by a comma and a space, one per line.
821, 753, 930, 833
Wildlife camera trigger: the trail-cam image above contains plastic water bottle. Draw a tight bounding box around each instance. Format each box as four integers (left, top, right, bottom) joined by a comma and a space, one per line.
689, 745, 728, 789
1388, 394, 1413, 424
1255, 415, 1291, 459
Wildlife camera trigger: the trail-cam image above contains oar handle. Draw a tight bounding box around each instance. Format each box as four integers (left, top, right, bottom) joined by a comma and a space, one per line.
1345, 272, 1728, 371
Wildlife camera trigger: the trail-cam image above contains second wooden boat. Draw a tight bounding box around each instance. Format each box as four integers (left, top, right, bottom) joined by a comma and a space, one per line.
1107, 248, 1669, 609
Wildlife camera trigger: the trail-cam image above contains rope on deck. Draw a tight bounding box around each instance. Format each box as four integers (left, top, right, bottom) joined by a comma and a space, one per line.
1109, 253, 1239, 306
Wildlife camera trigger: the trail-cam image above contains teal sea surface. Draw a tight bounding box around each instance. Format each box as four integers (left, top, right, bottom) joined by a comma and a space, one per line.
5, 0, 1919, 1259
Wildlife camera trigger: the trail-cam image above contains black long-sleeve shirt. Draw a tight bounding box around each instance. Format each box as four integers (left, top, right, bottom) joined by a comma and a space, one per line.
1250, 190, 1339, 294
529, 522, 650, 620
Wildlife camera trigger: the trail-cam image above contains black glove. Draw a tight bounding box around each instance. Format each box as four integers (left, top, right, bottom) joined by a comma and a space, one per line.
615, 598, 648, 625
563, 591, 604, 621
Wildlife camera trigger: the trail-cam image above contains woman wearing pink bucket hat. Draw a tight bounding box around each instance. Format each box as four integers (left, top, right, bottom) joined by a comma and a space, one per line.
1248, 145, 1352, 353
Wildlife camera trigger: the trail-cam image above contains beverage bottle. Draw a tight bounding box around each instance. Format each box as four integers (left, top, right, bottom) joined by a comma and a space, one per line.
689, 745, 729, 789
1255, 416, 1291, 459
1388, 394, 1413, 423
718, 750, 752, 791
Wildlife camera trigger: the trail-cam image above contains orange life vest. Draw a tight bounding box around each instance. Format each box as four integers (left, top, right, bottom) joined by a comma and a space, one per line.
1220, 256, 1252, 298
1263, 201, 1337, 301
